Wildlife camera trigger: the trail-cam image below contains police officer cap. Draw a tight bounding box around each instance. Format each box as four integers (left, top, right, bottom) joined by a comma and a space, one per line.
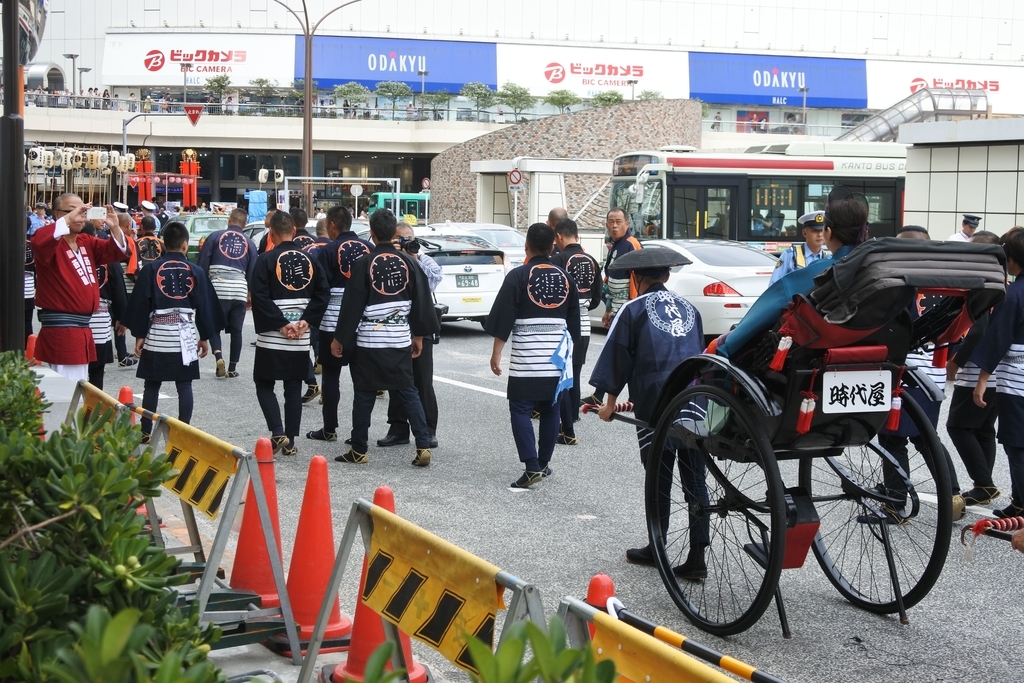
798, 211, 826, 229
112, 201, 129, 212
611, 247, 692, 274
140, 200, 156, 211
963, 214, 981, 227
33, 201, 48, 209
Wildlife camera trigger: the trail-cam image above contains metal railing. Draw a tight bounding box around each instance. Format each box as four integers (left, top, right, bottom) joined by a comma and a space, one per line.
702, 118, 851, 137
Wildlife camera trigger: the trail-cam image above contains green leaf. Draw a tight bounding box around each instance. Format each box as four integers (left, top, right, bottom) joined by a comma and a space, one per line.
99, 608, 140, 665
364, 641, 405, 683
82, 504, 102, 520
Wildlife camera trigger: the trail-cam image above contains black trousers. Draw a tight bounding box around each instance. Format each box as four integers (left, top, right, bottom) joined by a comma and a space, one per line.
306, 327, 320, 385
255, 378, 303, 438
24, 297, 33, 343
947, 385, 999, 488
386, 341, 437, 438
319, 349, 346, 433
141, 379, 194, 435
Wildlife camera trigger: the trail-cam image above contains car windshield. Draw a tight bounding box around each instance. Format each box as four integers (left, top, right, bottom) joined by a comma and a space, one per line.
471, 229, 526, 248
678, 243, 778, 267
425, 236, 503, 266
189, 215, 228, 236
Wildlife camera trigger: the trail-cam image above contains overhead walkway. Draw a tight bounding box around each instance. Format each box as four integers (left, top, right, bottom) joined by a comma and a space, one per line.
836, 89, 989, 142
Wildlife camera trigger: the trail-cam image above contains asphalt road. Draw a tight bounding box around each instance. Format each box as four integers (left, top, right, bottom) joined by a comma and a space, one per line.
120, 315, 1024, 683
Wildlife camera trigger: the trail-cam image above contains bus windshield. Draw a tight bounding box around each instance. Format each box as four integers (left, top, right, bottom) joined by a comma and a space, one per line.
609, 179, 663, 240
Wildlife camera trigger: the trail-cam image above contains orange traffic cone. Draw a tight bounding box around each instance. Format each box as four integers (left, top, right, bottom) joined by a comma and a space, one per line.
322, 486, 429, 683
230, 438, 284, 608
267, 455, 352, 656
25, 334, 40, 366
117, 386, 136, 424
585, 574, 616, 638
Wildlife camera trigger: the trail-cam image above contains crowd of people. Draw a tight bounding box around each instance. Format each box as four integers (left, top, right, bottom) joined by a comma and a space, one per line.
22, 190, 1024, 559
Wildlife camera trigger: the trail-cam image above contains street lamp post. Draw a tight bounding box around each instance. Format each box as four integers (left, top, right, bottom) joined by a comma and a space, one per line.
182, 62, 192, 107
799, 87, 809, 133
417, 69, 428, 103
273, 0, 363, 212
626, 79, 638, 100
78, 66, 91, 93
62, 53, 78, 95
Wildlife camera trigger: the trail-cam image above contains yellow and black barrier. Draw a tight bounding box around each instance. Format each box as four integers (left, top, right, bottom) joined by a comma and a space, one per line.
64, 381, 304, 664
296, 495, 547, 683
558, 596, 789, 683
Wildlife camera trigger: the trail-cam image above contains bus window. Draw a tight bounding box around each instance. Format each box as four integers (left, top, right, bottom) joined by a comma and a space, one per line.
705, 187, 733, 240
670, 187, 698, 239
609, 179, 662, 238
863, 187, 897, 237
749, 179, 798, 238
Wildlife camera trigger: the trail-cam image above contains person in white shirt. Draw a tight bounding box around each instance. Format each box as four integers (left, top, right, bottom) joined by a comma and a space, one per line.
947, 214, 981, 242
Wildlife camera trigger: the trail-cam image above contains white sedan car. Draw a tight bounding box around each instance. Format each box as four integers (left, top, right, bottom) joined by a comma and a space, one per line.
593, 239, 779, 339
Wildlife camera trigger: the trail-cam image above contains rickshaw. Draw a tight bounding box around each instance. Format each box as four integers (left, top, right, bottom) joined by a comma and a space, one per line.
643, 237, 1006, 636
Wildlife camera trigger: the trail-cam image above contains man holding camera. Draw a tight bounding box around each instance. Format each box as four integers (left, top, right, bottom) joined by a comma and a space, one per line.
305, 205, 372, 442
30, 194, 130, 381
378, 221, 443, 448
331, 210, 439, 466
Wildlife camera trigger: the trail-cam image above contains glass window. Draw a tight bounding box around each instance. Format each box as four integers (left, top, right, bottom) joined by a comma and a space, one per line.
258, 154, 275, 171
750, 179, 799, 238
609, 179, 663, 238
219, 154, 235, 181
670, 187, 698, 239
705, 187, 733, 240
237, 154, 257, 182
187, 215, 228, 236
684, 243, 778, 267
283, 154, 301, 176
154, 151, 175, 173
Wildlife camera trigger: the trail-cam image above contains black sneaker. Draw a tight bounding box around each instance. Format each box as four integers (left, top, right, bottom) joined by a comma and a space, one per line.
555, 433, 578, 446
306, 428, 337, 442
335, 448, 368, 464
993, 503, 1024, 519
302, 384, 322, 404
962, 486, 1001, 506
412, 449, 431, 467
625, 545, 655, 566
510, 471, 544, 489
673, 553, 708, 581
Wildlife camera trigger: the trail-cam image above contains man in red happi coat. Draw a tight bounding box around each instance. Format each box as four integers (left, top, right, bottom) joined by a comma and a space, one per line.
30, 193, 131, 382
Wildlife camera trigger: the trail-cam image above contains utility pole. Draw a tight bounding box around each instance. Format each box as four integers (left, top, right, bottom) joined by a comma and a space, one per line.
800, 87, 809, 133
273, 0, 363, 212
62, 53, 78, 95
418, 69, 428, 106
182, 62, 192, 107
1, 0, 27, 350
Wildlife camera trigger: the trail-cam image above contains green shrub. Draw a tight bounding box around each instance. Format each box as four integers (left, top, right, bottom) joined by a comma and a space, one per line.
0, 354, 223, 683
0, 351, 49, 435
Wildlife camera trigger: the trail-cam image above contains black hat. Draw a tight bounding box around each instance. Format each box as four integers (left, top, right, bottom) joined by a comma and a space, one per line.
963, 214, 981, 228
612, 248, 692, 276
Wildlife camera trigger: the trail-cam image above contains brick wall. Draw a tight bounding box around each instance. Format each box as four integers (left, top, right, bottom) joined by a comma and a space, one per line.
429, 99, 702, 227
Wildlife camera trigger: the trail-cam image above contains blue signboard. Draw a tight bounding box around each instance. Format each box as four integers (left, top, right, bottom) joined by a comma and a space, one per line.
297, 36, 497, 92
689, 53, 867, 108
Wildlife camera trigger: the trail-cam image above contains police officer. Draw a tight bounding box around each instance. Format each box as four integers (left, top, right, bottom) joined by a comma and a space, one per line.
768, 210, 829, 285
947, 214, 981, 242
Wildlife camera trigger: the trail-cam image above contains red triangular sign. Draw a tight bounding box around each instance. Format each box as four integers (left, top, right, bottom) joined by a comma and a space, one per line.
128, 176, 138, 189
184, 105, 203, 126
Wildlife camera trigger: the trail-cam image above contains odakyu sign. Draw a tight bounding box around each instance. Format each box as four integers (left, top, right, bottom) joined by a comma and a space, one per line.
298, 36, 497, 92
689, 52, 868, 109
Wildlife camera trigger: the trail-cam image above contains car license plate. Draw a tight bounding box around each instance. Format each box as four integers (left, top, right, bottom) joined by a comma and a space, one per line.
462, 297, 483, 303
822, 369, 890, 414
456, 274, 479, 288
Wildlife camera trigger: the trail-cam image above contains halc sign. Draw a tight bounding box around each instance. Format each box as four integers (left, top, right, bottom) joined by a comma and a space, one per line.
299, 36, 497, 91
688, 53, 867, 108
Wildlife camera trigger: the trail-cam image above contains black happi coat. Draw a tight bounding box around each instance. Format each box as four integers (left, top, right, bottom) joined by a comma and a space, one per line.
250, 241, 330, 380
335, 242, 439, 391
124, 252, 218, 381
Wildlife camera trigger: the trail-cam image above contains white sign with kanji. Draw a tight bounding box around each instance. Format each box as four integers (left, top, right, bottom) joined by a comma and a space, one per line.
822, 369, 891, 414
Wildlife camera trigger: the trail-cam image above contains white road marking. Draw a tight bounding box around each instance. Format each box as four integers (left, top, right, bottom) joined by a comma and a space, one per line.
918, 491, 996, 518
433, 376, 506, 398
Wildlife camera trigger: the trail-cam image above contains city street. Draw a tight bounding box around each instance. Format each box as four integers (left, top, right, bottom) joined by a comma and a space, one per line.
123, 315, 1024, 683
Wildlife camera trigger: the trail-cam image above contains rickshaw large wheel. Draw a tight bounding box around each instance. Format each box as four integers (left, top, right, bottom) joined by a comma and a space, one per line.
645, 383, 786, 636
798, 392, 952, 614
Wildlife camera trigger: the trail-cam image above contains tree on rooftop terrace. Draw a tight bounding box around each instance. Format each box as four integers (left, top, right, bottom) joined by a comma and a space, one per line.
334, 81, 372, 106
497, 82, 536, 119
420, 90, 452, 118
292, 78, 319, 99
460, 81, 496, 113
637, 90, 663, 101
543, 89, 582, 113
247, 77, 278, 104
589, 90, 625, 107
375, 81, 414, 113
204, 74, 232, 100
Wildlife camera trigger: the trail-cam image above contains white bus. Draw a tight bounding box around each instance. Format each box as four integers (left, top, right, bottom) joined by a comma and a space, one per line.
611, 141, 907, 251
